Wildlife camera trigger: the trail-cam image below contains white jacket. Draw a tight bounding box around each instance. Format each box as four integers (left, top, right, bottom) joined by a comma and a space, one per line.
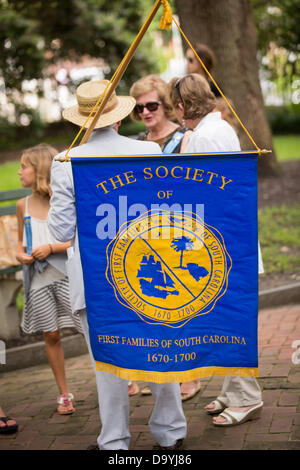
185, 112, 241, 153
48, 126, 161, 314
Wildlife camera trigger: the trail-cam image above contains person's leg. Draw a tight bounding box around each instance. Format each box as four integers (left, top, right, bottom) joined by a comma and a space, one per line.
80, 310, 130, 450
95, 371, 130, 450
222, 377, 262, 407
204, 377, 229, 412
43, 330, 74, 414
213, 377, 262, 424
148, 382, 187, 448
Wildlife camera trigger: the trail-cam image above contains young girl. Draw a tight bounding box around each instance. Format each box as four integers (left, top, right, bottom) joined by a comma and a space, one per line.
16, 144, 82, 415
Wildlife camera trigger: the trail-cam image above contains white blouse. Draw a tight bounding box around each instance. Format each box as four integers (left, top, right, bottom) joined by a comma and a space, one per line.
23, 197, 64, 290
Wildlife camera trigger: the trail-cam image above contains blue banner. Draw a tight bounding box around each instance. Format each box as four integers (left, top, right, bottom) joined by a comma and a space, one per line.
24, 216, 32, 255
72, 151, 258, 382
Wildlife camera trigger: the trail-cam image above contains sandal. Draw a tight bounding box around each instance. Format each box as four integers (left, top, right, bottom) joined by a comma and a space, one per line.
204, 395, 229, 415
128, 381, 140, 396
212, 402, 263, 426
57, 393, 75, 415
0, 416, 18, 434
141, 385, 152, 396
180, 380, 201, 402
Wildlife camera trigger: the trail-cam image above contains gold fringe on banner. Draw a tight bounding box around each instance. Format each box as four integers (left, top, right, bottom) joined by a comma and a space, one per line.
159, 0, 173, 30
95, 361, 258, 383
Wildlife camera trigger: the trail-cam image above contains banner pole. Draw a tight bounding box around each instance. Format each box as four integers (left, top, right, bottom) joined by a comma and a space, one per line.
80, 0, 163, 146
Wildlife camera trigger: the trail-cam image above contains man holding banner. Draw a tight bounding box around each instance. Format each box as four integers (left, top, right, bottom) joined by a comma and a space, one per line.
48, 80, 187, 450
169, 73, 263, 426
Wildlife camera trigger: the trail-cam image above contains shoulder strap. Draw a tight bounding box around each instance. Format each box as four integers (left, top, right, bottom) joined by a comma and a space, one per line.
24, 196, 29, 216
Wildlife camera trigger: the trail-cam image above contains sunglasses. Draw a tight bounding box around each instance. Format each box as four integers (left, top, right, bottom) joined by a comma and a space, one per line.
135, 101, 162, 114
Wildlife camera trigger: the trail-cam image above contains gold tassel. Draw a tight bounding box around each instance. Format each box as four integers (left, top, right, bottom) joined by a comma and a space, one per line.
95, 360, 258, 383
159, 0, 173, 30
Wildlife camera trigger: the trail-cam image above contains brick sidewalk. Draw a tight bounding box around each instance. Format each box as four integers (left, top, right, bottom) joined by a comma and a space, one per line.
0, 304, 299, 450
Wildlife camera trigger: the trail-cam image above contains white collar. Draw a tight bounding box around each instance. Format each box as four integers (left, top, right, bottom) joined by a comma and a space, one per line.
89, 125, 116, 141
194, 112, 221, 131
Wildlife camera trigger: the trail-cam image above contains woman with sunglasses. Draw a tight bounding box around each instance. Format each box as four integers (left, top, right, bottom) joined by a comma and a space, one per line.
130, 75, 190, 154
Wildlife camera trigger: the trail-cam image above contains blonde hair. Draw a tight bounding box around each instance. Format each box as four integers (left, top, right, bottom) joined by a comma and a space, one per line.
21, 143, 58, 197
130, 75, 176, 122
169, 74, 216, 120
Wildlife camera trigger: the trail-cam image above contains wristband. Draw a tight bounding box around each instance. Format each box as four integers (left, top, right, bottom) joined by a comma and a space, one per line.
49, 244, 53, 254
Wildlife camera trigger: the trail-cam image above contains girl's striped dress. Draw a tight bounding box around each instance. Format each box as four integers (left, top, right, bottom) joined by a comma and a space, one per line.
21, 196, 82, 334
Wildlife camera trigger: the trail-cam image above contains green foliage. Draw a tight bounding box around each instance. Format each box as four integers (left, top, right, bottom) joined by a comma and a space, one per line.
259, 204, 300, 274
252, 1, 300, 102
252, 0, 300, 55
0, 117, 144, 152
266, 104, 300, 134
4, 0, 160, 84
119, 118, 145, 137
0, 111, 44, 150
0, 0, 163, 118
0, 3, 45, 91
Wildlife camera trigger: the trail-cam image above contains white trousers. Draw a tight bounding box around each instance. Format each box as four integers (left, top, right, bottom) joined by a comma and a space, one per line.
221, 376, 262, 407
80, 310, 187, 450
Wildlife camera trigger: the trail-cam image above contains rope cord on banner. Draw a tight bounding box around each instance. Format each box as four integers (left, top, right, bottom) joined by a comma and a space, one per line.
171, 15, 262, 154
59, 0, 270, 162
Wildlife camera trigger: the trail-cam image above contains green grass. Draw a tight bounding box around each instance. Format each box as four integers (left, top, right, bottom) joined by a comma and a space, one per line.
16, 289, 24, 314
1, 136, 299, 279
0, 160, 22, 191
258, 204, 300, 274
273, 134, 300, 162
0, 137, 299, 192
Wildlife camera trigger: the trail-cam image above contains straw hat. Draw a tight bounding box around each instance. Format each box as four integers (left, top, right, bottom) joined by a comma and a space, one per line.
62, 80, 136, 129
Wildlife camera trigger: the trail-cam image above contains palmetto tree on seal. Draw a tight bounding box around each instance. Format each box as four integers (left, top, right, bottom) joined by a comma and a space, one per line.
171, 236, 194, 268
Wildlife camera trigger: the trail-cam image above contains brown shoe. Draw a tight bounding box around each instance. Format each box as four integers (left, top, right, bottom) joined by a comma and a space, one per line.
87, 444, 99, 450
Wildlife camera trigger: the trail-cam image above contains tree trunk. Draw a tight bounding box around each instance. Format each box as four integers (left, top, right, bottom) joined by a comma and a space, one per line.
174, 0, 281, 176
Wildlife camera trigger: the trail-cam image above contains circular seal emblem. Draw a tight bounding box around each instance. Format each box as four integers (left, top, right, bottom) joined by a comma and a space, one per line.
106, 210, 232, 327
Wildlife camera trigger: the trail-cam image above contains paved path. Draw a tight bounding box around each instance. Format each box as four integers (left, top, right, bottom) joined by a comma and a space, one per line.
0, 304, 299, 451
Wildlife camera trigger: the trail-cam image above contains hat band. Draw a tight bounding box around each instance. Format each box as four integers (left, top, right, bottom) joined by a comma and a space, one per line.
78, 98, 118, 116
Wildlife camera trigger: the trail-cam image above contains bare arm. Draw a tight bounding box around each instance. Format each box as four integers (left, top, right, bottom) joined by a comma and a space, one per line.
15, 198, 34, 265
31, 240, 71, 260
17, 195, 71, 261
180, 130, 192, 153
